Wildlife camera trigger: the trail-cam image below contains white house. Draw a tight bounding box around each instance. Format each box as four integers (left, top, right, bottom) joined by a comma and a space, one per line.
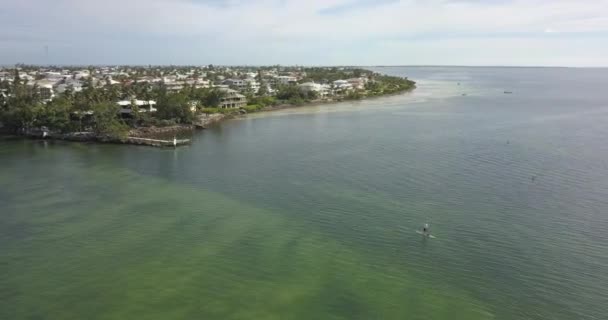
39, 84, 55, 102
43, 71, 63, 82
223, 78, 245, 88
186, 79, 211, 89
117, 100, 158, 115
163, 75, 178, 83
164, 82, 184, 92
333, 80, 353, 91
298, 82, 328, 96
28, 80, 58, 102
347, 77, 367, 90
74, 70, 90, 79
223, 78, 260, 93
55, 79, 84, 94
276, 76, 297, 85
18, 72, 34, 81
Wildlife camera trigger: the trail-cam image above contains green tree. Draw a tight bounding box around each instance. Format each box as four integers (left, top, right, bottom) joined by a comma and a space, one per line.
243, 82, 254, 96
276, 84, 308, 103
0, 79, 10, 91
201, 89, 224, 108
91, 102, 128, 139
248, 95, 277, 107
38, 97, 74, 132
157, 92, 194, 124
104, 82, 121, 102
306, 90, 319, 100
257, 83, 268, 96
0, 77, 44, 132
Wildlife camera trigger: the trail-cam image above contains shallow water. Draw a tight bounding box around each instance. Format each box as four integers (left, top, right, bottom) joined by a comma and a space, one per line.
1, 67, 608, 319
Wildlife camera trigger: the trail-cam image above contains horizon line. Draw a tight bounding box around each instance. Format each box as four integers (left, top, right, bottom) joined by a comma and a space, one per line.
1, 64, 606, 69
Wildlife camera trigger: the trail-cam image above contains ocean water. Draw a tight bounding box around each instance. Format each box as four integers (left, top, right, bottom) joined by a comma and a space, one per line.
1, 67, 608, 319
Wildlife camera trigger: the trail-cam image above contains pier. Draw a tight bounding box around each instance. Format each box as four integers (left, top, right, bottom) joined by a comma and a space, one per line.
126, 136, 191, 147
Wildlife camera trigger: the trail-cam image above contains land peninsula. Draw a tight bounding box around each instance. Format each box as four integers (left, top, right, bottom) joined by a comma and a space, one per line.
0, 65, 415, 146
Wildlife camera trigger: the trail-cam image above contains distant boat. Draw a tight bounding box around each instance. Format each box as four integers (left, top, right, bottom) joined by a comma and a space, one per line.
504, 91, 513, 94
462, 93, 467, 96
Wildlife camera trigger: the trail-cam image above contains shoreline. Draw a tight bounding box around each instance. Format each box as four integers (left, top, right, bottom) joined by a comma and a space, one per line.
0, 87, 415, 147
249, 87, 416, 116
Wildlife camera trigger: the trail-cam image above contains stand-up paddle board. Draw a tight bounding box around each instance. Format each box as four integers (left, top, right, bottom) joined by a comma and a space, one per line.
416, 230, 436, 238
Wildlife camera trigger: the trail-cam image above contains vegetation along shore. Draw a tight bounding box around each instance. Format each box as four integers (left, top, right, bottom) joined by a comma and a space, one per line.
0, 65, 415, 147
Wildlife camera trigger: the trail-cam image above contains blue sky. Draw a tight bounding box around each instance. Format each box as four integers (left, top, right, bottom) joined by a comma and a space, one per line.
1, 0, 607, 66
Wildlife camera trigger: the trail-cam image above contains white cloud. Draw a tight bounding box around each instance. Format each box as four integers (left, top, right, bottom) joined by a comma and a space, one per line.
1, 0, 607, 65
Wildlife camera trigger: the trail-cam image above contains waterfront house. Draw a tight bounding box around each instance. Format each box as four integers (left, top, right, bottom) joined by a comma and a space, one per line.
298, 82, 328, 96
218, 88, 247, 108
333, 79, 353, 92
347, 77, 367, 90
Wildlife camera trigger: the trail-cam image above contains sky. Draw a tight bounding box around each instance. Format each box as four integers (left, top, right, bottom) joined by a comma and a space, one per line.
1, 0, 607, 66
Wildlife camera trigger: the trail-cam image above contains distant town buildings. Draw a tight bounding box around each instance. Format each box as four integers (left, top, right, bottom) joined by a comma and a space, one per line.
0, 65, 382, 109
223, 78, 260, 93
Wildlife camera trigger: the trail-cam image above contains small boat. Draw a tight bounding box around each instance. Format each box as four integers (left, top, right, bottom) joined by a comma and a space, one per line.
504, 91, 513, 94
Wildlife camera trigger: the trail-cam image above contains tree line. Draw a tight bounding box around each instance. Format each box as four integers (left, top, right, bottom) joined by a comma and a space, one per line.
0, 72, 229, 138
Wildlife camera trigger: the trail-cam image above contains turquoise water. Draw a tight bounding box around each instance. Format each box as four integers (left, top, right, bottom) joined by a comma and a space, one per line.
2, 67, 608, 319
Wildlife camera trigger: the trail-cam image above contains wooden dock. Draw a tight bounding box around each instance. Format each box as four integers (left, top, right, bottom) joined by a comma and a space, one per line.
126, 137, 191, 147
